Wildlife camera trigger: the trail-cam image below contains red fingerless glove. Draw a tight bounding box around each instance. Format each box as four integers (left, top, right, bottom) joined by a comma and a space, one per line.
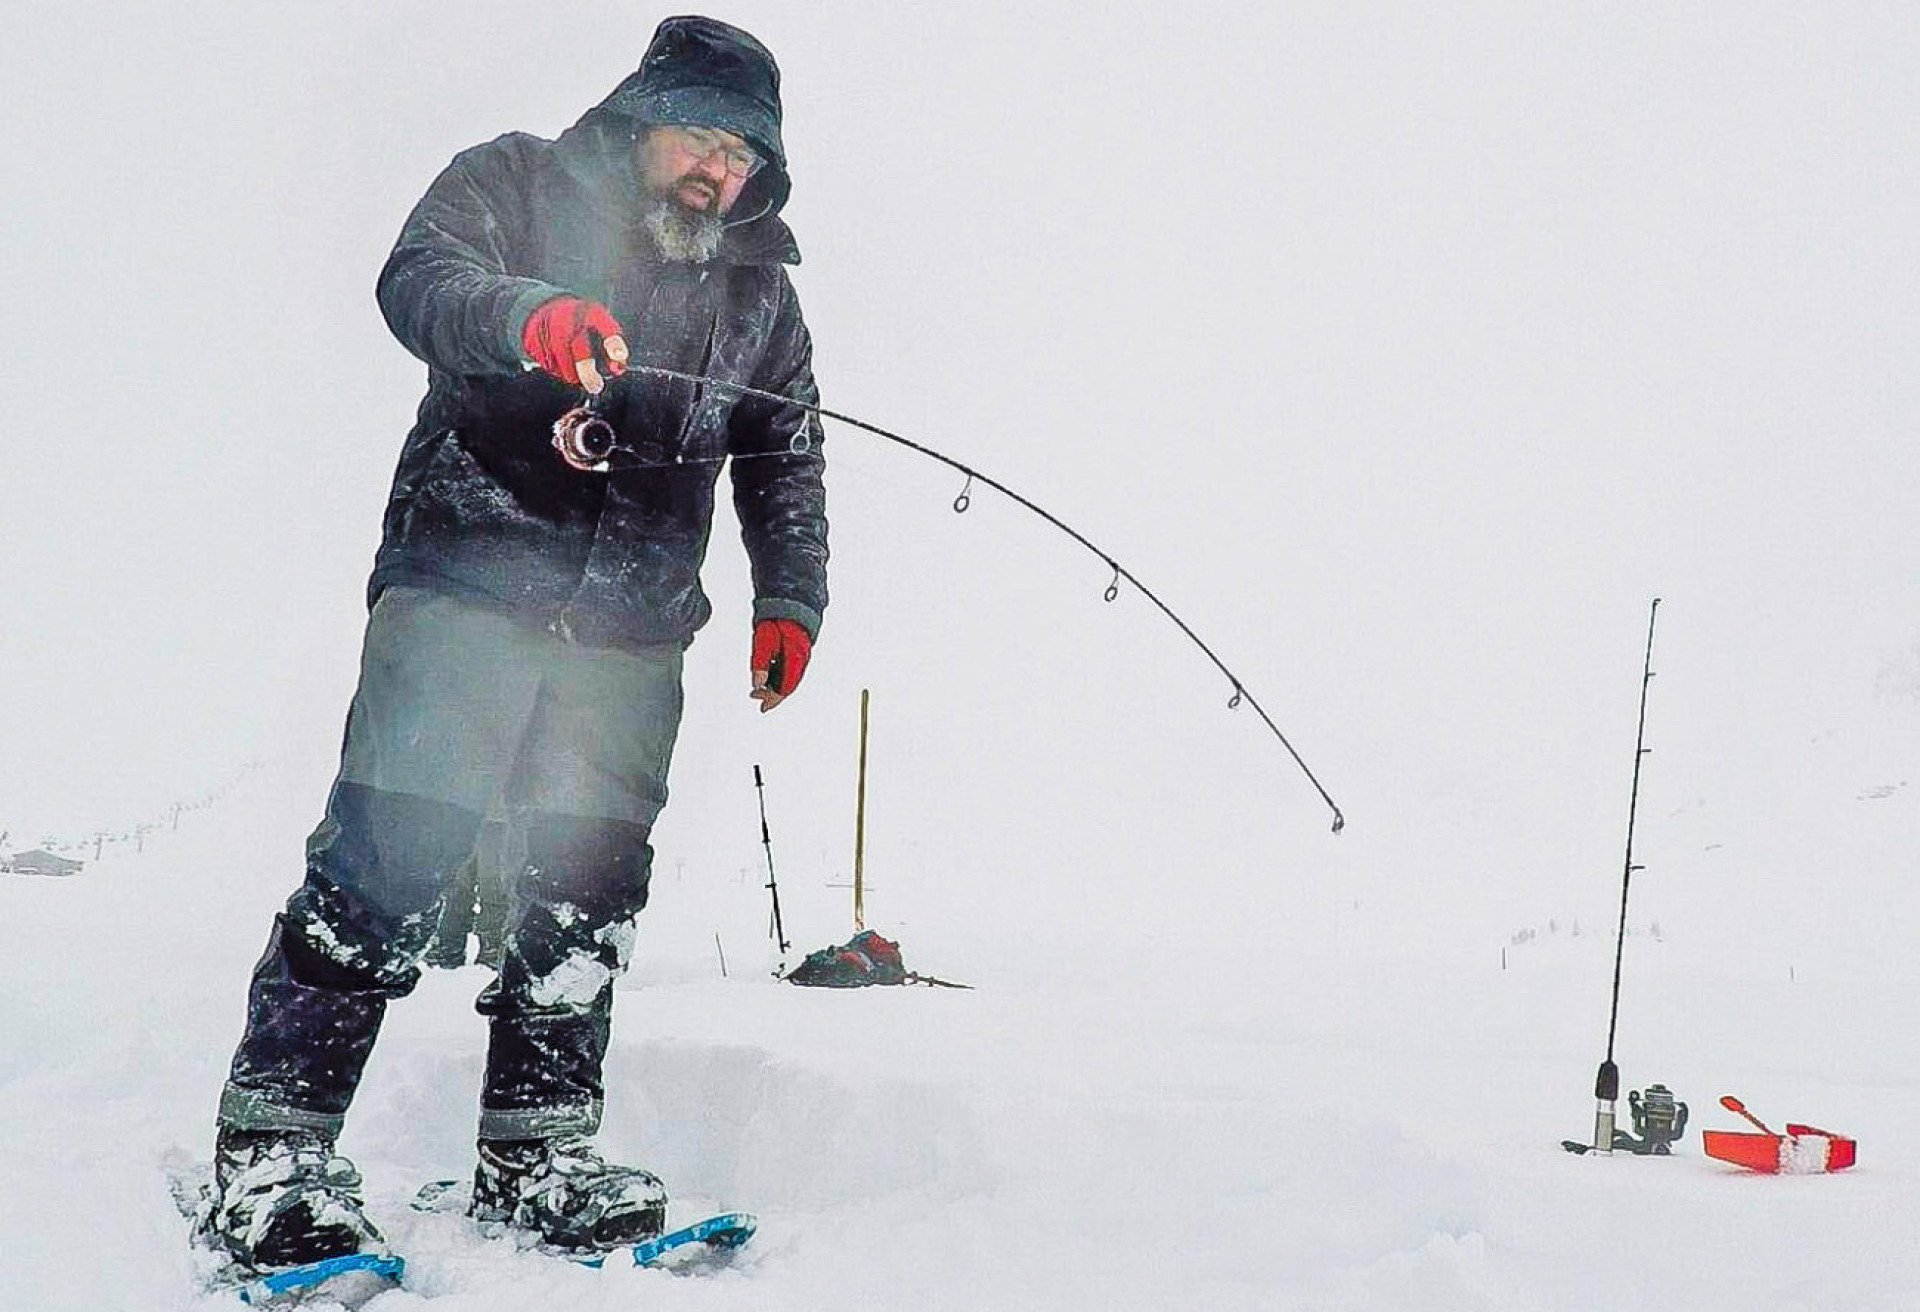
751, 618, 813, 695
520, 296, 626, 388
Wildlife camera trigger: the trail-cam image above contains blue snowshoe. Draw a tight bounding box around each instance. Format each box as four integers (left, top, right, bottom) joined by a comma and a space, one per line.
186, 1128, 399, 1303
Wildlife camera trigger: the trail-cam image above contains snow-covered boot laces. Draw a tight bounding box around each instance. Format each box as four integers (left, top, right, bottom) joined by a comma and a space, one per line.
201, 1127, 386, 1270
471, 1136, 667, 1251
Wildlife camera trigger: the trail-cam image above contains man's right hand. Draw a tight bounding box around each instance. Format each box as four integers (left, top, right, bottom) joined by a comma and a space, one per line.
521, 296, 629, 393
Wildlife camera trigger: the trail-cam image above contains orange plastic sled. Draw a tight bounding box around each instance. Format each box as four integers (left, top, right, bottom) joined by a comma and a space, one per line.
1703, 1096, 1856, 1174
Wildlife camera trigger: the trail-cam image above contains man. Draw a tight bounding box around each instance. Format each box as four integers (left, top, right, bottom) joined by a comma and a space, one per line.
199, 16, 828, 1269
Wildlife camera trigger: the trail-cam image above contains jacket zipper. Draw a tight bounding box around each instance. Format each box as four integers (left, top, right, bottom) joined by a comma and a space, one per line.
672, 272, 722, 463
554, 267, 720, 641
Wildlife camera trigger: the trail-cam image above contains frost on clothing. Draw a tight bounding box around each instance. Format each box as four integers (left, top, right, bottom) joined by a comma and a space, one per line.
516, 902, 639, 1011
370, 79, 828, 652
221, 592, 678, 1137
223, 796, 662, 1141
474, 830, 655, 1140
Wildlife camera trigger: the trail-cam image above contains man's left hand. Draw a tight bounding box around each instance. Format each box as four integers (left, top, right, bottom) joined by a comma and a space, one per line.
750, 619, 812, 713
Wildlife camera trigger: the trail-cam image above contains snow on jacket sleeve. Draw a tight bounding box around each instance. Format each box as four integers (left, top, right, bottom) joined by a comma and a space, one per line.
376, 135, 570, 377
729, 270, 829, 640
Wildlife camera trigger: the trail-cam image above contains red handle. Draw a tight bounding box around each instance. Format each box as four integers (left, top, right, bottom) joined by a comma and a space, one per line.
1720, 1095, 1775, 1136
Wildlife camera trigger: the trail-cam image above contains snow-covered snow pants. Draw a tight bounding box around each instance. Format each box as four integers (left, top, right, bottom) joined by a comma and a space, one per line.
220, 586, 684, 1143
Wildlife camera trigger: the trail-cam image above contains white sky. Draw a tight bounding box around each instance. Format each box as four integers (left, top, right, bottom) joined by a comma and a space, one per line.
4, 3, 1917, 960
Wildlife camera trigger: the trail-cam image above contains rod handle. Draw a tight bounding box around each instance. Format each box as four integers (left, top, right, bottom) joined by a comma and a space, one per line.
1594, 1059, 1620, 1101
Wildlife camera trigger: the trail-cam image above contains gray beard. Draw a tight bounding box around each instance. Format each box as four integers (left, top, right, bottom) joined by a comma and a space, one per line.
641, 195, 724, 264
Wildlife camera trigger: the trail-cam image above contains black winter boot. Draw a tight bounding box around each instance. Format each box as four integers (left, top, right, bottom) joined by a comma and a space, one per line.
199, 1127, 386, 1270
470, 1137, 667, 1251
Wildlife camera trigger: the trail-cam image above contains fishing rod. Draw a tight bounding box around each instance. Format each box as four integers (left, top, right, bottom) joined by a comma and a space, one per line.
555, 366, 1346, 834
1591, 597, 1661, 1154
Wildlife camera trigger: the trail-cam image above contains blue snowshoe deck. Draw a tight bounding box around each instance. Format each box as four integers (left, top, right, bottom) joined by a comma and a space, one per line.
231, 1253, 405, 1307
411, 1178, 756, 1270
610, 1210, 757, 1268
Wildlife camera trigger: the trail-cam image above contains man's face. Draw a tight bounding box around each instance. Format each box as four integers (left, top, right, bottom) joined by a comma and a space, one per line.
638, 124, 758, 216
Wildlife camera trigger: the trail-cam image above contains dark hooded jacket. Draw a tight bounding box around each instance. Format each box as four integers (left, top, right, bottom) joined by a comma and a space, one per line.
370, 18, 826, 652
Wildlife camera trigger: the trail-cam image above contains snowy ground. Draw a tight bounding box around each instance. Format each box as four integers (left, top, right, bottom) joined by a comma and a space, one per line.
5, 737, 1917, 1312
8, 3, 1920, 1309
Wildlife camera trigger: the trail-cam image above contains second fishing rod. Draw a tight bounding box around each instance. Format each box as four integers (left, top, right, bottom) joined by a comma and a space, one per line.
1591, 597, 1662, 1154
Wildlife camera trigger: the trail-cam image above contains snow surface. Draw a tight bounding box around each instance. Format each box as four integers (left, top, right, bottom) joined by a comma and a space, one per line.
6, 2, 1920, 1308
4, 747, 1919, 1311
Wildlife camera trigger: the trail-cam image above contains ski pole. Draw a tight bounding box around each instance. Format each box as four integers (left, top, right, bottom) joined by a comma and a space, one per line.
903, 971, 974, 990
1593, 597, 1661, 1153
753, 764, 790, 959
578, 366, 1347, 835
853, 688, 870, 931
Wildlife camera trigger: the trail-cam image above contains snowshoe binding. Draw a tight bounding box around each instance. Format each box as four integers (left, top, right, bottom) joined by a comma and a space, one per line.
198, 1127, 388, 1271
471, 1136, 668, 1252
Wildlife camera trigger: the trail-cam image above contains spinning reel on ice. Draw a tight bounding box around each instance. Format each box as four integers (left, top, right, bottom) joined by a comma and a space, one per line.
1623, 1084, 1688, 1154
1563, 1082, 1688, 1156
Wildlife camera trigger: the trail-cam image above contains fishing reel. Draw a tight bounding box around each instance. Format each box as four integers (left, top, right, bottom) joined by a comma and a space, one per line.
552, 405, 618, 472
1623, 1083, 1688, 1154
1563, 1080, 1688, 1156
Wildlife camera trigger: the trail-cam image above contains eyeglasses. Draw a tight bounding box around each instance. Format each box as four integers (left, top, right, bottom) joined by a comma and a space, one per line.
664, 124, 763, 179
